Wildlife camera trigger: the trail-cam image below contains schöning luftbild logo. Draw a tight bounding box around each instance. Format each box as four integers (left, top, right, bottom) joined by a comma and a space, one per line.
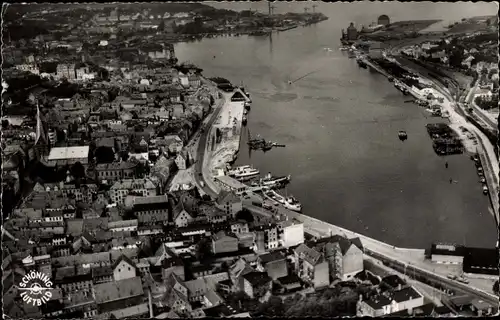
18, 271, 53, 306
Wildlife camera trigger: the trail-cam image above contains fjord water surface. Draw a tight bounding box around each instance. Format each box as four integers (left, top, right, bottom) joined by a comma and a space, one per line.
174, 3, 496, 248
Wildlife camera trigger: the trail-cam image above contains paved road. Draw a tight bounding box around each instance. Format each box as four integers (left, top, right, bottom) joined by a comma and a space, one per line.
194, 100, 224, 199
366, 249, 499, 306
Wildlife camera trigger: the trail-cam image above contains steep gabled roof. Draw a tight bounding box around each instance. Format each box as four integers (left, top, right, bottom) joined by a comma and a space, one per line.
112, 254, 137, 271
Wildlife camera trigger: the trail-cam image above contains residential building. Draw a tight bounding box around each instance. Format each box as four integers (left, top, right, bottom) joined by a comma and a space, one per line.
95, 162, 137, 182
293, 243, 330, 288
108, 219, 138, 232
357, 285, 425, 317
239, 272, 272, 300
212, 231, 239, 254
257, 251, 288, 280
230, 221, 249, 235
56, 64, 76, 80
173, 209, 193, 228
133, 195, 169, 225
109, 178, 157, 204
277, 219, 304, 248
175, 151, 190, 170
312, 235, 364, 281
215, 191, 243, 218
112, 255, 137, 281
93, 277, 144, 313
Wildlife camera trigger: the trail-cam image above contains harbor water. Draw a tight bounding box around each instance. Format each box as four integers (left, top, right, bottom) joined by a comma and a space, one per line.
174, 2, 497, 249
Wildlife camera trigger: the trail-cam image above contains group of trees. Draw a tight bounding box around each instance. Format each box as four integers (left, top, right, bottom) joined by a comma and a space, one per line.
474, 94, 499, 110
255, 287, 360, 317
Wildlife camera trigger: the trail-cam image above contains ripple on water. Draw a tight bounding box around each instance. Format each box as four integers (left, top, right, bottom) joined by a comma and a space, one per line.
303, 95, 341, 103
267, 93, 298, 102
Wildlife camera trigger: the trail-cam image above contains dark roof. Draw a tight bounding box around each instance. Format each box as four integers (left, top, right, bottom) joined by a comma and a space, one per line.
54, 272, 93, 285
203, 304, 238, 317
189, 264, 214, 274
387, 302, 452, 317
430, 243, 466, 257
392, 287, 422, 303
310, 235, 363, 255
258, 251, 286, 265
111, 254, 137, 271
231, 91, 246, 101
462, 247, 499, 275
364, 294, 392, 310
133, 201, 170, 212
277, 274, 301, 285
381, 275, 407, 290
242, 271, 272, 287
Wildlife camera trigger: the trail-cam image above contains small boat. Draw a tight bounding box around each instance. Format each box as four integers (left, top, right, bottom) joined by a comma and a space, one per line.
398, 131, 408, 141
242, 116, 247, 126
244, 101, 251, 110
284, 196, 302, 212
480, 178, 486, 183
243, 109, 248, 115
265, 190, 302, 212
248, 138, 265, 146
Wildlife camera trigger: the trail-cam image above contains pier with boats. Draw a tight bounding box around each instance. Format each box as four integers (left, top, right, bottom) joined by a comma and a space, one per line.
223, 163, 301, 212
247, 133, 286, 152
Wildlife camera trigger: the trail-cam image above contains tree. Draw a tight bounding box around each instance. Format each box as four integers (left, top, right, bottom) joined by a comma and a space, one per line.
158, 20, 165, 31
135, 161, 147, 178
488, 68, 498, 80
2, 120, 9, 129
55, 128, 66, 143
71, 162, 86, 180
95, 146, 115, 164
235, 208, 254, 223
494, 280, 499, 295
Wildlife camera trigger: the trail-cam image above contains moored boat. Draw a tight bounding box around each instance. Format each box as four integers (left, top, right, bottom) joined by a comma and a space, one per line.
232, 167, 260, 179
398, 130, 408, 141
242, 116, 247, 126
251, 173, 291, 188
264, 190, 302, 212
284, 196, 302, 212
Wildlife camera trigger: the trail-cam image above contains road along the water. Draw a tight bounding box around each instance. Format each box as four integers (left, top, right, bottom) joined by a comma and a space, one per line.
176, 26, 495, 249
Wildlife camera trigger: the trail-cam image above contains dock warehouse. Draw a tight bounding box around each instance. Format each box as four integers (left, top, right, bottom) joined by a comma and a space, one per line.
462, 247, 499, 277
46, 146, 90, 166
214, 175, 247, 194
430, 243, 465, 264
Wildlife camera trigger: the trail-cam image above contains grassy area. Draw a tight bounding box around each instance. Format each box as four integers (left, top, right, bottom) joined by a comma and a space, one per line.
447, 21, 490, 34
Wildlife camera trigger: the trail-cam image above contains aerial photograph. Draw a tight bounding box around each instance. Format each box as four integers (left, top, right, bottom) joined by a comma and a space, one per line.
1, 1, 499, 318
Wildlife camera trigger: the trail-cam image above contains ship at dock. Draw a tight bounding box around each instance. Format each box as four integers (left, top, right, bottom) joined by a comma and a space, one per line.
263, 189, 302, 212
356, 57, 367, 69
227, 165, 260, 180
251, 172, 291, 189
